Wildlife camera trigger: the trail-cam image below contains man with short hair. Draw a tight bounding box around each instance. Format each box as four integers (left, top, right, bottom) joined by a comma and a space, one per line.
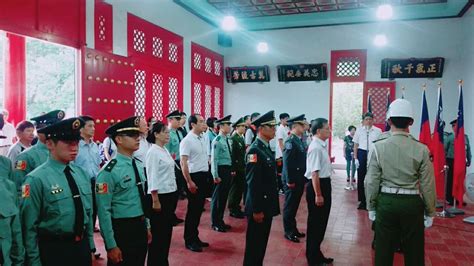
74, 116, 102, 239
365, 99, 436, 265
282, 114, 307, 243
7, 120, 35, 164
353, 112, 382, 210
178, 112, 188, 138
245, 113, 260, 149
275, 113, 290, 193
243, 111, 280, 266
96, 116, 151, 265
21, 117, 95, 266
180, 114, 210, 252
210, 115, 233, 232
305, 118, 334, 265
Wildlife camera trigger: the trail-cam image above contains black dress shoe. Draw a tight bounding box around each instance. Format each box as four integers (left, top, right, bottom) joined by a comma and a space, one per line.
357, 203, 366, 210
322, 257, 334, 264
230, 211, 245, 219
186, 242, 203, 252
198, 239, 209, 247
284, 234, 300, 243
212, 225, 227, 232
173, 218, 184, 226
295, 231, 306, 238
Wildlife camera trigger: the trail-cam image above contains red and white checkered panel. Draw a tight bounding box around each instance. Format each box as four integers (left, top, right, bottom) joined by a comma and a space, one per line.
193, 83, 202, 114
205, 57, 212, 73
205, 85, 212, 119
98, 16, 106, 41
368, 87, 391, 124
193, 53, 201, 70
330, 50, 367, 82
214, 87, 221, 118
168, 43, 178, 63
214, 60, 221, 76
168, 77, 179, 112
152, 37, 163, 58
94, 1, 113, 53
133, 29, 146, 53
134, 69, 146, 116
152, 73, 163, 120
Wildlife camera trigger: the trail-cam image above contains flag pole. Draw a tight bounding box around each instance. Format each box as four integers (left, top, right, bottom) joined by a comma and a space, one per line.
434, 81, 445, 210
447, 80, 465, 215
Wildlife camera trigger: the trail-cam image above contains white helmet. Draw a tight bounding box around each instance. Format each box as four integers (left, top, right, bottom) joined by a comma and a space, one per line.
388, 99, 413, 119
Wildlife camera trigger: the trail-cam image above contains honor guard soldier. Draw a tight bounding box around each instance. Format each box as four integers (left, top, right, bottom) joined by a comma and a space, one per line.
0, 176, 24, 266
21, 117, 96, 266
14, 110, 65, 192
0, 147, 15, 184
95, 116, 151, 266
365, 99, 436, 266
282, 114, 307, 243
210, 115, 233, 232
444, 118, 471, 205
243, 111, 280, 266
227, 117, 247, 219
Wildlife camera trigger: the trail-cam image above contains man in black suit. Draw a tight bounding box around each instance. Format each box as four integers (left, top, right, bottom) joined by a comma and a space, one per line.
243, 111, 280, 266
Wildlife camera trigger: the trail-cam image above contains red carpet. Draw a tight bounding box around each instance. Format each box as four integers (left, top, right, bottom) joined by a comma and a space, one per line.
93, 170, 474, 265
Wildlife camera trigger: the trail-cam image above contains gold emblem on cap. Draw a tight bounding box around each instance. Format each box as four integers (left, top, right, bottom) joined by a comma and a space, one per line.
57, 111, 65, 119
134, 117, 140, 126
72, 119, 81, 129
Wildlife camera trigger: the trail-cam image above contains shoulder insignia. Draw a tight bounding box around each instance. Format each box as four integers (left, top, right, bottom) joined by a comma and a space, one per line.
22, 184, 30, 198
247, 154, 258, 163
96, 183, 108, 194
15, 160, 27, 170
285, 142, 293, 150
104, 159, 117, 172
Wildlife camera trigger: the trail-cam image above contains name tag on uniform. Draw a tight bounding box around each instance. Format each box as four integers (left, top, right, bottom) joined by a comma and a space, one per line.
123, 176, 132, 183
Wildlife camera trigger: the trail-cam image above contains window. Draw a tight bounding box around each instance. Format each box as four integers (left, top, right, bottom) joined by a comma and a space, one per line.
25, 37, 76, 118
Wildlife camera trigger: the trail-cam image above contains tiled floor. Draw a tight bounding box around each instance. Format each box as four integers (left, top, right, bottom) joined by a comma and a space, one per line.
93, 170, 474, 265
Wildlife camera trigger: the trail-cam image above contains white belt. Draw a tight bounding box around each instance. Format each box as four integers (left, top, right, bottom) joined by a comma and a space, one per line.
381, 186, 419, 195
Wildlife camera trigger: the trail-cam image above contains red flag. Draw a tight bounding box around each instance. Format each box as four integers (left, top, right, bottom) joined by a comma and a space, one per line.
431, 86, 446, 198
419, 89, 431, 147
453, 84, 466, 205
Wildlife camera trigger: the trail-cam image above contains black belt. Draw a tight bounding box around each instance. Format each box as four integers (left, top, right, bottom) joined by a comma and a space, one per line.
38, 233, 83, 242
112, 215, 145, 223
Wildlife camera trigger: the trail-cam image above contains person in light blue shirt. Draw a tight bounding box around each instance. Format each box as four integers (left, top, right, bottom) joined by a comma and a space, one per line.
73, 116, 101, 247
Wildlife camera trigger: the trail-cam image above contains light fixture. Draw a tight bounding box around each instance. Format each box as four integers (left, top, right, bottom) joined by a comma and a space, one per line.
373, 34, 388, 47
376, 4, 393, 20
221, 16, 237, 31
257, 42, 268, 53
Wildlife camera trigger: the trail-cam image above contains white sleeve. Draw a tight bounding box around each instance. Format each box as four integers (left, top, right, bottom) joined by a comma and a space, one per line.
276, 127, 284, 140
146, 148, 164, 193
353, 130, 361, 144
180, 138, 191, 157
245, 129, 253, 145
307, 148, 322, 174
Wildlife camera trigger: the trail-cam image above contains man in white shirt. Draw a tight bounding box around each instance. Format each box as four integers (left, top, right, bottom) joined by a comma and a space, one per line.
0, 111, 16, 156
180, 114, 210, 252
275, 113, 290, 193
353, 112, 382, 210
305, 118, 334, 265
245, 113, 260, 149
133, 117, 150, 163
7, 121, 35, 165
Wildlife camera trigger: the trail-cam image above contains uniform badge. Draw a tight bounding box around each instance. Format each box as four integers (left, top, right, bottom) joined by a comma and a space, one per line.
15, 160, 27, 170
50, 184, 63, 194
96, 183, 108, 194
247, 154, 258, 163
72, 119, 81, 129
22, 184, 30, 198
285, 142, 292, 150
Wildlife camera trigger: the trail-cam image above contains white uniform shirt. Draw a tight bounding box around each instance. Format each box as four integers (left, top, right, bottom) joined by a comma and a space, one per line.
352, 126, 382, 151
103, 137, 117, 159
305, 136, 332, 179
7, 141, 29, 167
180, 131, 209, 173
133, 136, 151, 163
146, 144, 177, 194
275, 124, 290, 159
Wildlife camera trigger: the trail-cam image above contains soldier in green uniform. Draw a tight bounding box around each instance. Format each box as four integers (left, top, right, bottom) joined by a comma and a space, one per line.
227, 117, 247, 219
444, 119, 471, 205
14, 110, 65, 195
21, 117, 95, 266
0, 177, 24, 266
282, 114, 307, 243
164, 110, 185, 225
0, 151, 15, 184
243, 111, 280, 266
95, 116, 151, 266
210, 115, 233, 232
365, 99, 436, 266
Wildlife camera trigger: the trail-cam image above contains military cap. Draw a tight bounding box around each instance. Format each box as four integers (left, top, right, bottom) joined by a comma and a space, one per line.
232, 117, 246, 128
252, 111, 276, 127
37, 117, 84, 141
105, 116, 141, 136
30, 110, 66, 129
250, 112, 261, 121
362, 112, 374, 119
287, 114, 306, 126
450, 119, 457, 125
215, 115, 232, 125
166, 110, 181, 119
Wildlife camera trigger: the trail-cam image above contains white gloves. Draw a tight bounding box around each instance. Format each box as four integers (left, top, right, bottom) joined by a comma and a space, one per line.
424, 216, 434, 228
355, 159, 360, 169
368, 211, 376, 221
